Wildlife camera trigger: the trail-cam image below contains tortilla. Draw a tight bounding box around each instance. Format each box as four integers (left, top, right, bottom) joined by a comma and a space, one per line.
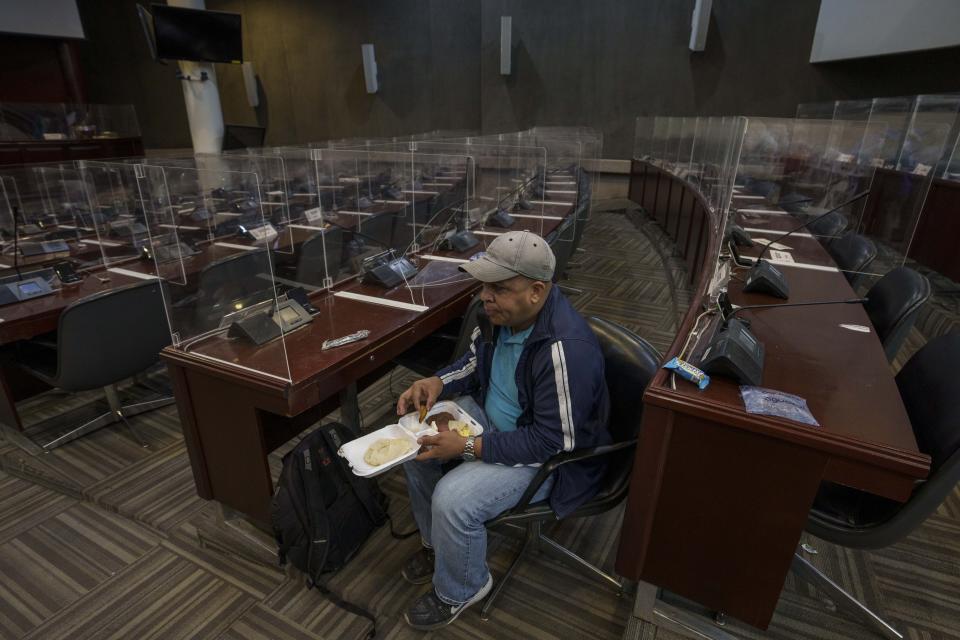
363, 438, 414, 466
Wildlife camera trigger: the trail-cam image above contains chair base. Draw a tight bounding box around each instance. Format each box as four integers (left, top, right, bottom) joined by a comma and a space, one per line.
481, 520, 623, 620
791, 553, 903, 640
3, 384, 174, 453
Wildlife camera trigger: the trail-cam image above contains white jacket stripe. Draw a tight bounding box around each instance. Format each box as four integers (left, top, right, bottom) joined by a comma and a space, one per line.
552, 342, 575, 451
441, 359, 476, 383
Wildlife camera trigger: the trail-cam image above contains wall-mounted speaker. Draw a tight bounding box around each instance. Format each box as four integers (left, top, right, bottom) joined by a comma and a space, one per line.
500, 16, 512, 75
689, 0, 712, 51
242, 61, 259, 108
362, 43, 379, 94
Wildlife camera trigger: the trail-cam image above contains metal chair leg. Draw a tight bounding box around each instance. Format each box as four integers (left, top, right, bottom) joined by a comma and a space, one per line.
121, 397, 176, 417
42, 410, 117, 451
539, 533, 623, 591
42, 385, 171, 451
481, 526, 534, 621
791, 553, 904, 640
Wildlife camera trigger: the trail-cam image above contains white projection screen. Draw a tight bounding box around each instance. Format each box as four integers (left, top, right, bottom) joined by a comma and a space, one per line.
0, 0, 85, 39
811, 0, 960, 63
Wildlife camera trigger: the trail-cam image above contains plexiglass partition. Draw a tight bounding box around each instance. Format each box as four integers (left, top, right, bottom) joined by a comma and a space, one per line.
134, 162, 293, 382
306, 146, 472, 290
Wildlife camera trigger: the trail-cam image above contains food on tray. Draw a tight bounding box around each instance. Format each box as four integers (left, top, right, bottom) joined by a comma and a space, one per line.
363, 438, 414, 466
449, 420, 473, 437
428, 412, 456, 432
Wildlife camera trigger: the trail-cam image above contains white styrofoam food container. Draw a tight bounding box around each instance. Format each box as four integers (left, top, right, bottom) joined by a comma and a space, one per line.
339, 400, 484, 477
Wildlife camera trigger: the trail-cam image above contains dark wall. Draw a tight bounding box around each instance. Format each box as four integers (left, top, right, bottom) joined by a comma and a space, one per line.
65, 0, 960, 157
0, 36, 83, 103
209, 0, 480, 146
479, 0, 960, 158
75, 0, 192, 149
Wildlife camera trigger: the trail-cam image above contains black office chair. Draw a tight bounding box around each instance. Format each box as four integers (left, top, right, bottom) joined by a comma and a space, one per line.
569, 170, 592, 256
550, 217, 577, 283
480, 317, 662, 619
392, 295, 483, 377
864, 267, 931, 363
792, 332, 960, 640
192, 248, 275, 331
807, 211, 848, 246
293, 228, 343, 288
13, 280, 173, 451
357, 211, 397, 251
827, 232, 877, 290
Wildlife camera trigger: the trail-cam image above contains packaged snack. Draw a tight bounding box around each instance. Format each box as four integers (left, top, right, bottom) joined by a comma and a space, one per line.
663, 357, 710, 390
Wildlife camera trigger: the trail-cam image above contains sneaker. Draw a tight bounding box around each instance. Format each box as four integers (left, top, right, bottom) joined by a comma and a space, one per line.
401, 547, 435, 585
404, 574, 493, 631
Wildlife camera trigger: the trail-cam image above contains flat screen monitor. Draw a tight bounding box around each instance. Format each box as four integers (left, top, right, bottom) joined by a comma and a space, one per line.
151, 4, 242, 64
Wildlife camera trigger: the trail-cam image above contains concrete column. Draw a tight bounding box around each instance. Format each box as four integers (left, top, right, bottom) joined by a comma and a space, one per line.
169, 0, 224, 155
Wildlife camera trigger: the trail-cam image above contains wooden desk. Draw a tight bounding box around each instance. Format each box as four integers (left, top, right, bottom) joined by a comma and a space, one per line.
617, 161, 929, 630
161, 203, 574, 525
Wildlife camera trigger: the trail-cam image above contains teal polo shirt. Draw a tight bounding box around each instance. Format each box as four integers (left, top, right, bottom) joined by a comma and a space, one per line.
484, 324, 534, 433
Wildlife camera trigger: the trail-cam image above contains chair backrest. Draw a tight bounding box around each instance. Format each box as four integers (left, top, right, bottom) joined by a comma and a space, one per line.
828, 232, 877, 287
56, 280, 171, 391
296, 228, 343, 287
195, 248, 274, 329
449, 295, 485, 364
865, 267, 931, 362
550, 218, 577, 280
808, 211, 848, 242
358, 211, 396, 250
809, 332, 960, 548
587, 317, 662, 444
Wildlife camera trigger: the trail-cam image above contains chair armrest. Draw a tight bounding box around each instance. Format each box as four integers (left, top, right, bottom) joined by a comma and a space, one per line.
509, 439, 637, 514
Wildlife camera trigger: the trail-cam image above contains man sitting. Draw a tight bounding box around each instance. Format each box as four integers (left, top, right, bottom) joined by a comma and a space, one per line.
396, 230, 611, 630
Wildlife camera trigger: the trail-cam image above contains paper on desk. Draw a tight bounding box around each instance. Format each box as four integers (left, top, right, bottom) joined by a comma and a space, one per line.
769, 249, 794, 263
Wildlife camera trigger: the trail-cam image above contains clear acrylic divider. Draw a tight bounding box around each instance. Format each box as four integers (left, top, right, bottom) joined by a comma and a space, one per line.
140, 163, 293, 383
735, 117, 794, 203
307, 146, 472, 294
0, 164, 93, 287
79, 161, 156, 270
862, 96, 915, 169
847, 94, 960, 294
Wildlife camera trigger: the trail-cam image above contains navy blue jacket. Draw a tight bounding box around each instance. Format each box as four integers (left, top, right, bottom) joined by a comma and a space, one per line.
435, 287, 611, 518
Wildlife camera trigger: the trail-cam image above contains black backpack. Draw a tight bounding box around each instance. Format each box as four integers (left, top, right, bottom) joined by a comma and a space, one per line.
272, 421, 390, 634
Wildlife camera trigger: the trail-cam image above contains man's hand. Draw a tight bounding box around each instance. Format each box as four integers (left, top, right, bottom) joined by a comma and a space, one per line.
415, 431, 467, 462
397, 376, 444, 416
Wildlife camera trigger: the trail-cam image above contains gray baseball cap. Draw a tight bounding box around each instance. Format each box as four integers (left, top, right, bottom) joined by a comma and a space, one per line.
460, 230, 556, 283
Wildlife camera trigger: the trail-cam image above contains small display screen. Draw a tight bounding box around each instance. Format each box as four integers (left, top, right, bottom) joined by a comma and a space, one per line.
18, 282, 43, 295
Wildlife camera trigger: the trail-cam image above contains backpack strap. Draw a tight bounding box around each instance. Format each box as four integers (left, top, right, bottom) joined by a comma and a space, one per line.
301, 442, 333, 587
303, 431, 378, 639
319, 423, 388, 526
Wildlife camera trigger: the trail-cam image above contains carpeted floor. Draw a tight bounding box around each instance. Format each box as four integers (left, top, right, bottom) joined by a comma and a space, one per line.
0, 194, 958, 640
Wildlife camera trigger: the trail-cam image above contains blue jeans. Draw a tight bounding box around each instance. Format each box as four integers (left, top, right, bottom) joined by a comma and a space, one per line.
402, 395, 554, 605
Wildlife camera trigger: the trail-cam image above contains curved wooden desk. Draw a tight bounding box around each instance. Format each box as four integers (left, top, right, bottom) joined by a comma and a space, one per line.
617, 160, 929, 630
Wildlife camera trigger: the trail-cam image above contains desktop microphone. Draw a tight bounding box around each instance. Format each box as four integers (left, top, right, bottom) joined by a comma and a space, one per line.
700, 294, 869, 386
741, 190, 870, 300
725, 297, 868, 323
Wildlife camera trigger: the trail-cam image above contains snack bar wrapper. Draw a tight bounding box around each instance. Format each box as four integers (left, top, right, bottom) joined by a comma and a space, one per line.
663, 357, 710, 390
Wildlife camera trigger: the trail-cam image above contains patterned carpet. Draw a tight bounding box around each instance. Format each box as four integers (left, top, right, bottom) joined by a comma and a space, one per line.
0, 188, 958, 640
